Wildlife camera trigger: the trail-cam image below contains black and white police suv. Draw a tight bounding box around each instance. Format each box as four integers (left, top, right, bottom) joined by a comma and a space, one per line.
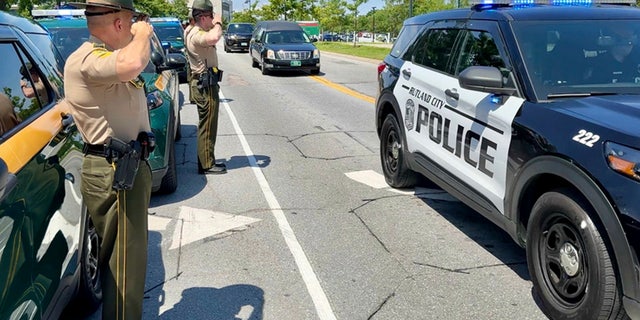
376, 0, 640, 319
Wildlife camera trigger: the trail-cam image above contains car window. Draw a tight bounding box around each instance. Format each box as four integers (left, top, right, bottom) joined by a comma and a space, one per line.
411, 28, 461, 74
228, 24, 253, 33
49, 27, 89, 60
455, 30, 505, 73
390, 24, 422, 58
0, 43, 50, 136
25, 32, 65, 76
154, 25, 183, 42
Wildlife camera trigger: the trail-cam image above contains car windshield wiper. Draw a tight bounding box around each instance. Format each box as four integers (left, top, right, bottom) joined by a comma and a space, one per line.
547, 92, 618, 99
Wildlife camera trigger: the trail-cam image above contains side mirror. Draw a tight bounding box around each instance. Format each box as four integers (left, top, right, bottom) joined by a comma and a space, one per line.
459, 66, 516, 96
156, 53, 187, 73
311, 38, 318, 43
150, 51, 165, 67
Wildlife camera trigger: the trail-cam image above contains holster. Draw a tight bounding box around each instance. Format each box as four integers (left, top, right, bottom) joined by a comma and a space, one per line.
107, 132, 153, 191
197, 67, 223, 89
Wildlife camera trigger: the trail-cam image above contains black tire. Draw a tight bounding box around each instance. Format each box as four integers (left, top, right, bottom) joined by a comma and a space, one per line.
68, 212, 101, 316
261, 58, 269, 75
526, 189, 627, 320
252, 57, 258, 68
380, 114, 418, 188
158, 137, 178, 194
310, 68, 320, 75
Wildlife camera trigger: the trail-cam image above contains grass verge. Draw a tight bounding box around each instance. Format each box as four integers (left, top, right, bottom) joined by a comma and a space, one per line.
315, 42, 391, 61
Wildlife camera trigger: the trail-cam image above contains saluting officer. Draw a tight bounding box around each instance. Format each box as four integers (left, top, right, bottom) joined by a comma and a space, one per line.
185, 0, 227, 174
63, 0, 154, 318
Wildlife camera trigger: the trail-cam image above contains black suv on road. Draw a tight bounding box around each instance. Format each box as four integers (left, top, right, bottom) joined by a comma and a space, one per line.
376, 1, 640, 319
224, 22, 254, 53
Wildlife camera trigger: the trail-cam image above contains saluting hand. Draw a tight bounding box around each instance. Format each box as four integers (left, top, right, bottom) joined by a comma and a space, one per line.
131, 20, 154, 40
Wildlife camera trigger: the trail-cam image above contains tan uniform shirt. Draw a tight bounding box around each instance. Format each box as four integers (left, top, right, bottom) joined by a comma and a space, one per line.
64, 36, 151, 145
186, 26, 218, 75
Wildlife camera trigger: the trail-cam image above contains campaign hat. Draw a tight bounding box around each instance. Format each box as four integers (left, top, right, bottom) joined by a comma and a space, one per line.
68, 0, 136, 12
191, 0, 213, 12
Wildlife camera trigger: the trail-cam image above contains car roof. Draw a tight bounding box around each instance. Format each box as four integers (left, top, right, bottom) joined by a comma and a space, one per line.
404, 3, 640, 25
0, 10, 49, 35
256, 20, 302, 31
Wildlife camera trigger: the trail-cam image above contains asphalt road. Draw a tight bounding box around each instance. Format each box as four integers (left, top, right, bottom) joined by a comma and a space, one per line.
83, 48, 549, 320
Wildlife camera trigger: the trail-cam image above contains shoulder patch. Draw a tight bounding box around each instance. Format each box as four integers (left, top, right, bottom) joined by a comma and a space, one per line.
91, 47, 112, 58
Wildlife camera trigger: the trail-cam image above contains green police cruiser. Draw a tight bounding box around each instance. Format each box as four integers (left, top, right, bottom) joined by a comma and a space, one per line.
34, 9, 186, 194
376, 0, 640, 318
0, 11, 101, 319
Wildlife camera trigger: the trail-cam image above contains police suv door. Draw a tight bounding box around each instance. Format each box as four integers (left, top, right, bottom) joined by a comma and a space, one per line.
396, 20, 523, 215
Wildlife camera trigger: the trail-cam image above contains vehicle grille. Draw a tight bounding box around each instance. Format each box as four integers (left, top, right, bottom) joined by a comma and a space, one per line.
276, 51, 311, 60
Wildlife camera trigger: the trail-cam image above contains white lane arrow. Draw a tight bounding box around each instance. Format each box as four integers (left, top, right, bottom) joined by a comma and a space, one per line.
148, 206, 261, 250
345, 170, 459, 202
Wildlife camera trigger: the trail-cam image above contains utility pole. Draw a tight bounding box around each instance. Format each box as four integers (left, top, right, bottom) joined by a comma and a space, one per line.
409, 0, 414, 17
372, 6, 376, 43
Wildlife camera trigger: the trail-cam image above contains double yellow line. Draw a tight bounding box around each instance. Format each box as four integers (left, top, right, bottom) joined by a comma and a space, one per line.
309, 75, 376, 104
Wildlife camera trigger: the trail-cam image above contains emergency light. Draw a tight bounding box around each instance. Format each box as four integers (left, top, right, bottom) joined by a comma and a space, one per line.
469, 0, 635, 5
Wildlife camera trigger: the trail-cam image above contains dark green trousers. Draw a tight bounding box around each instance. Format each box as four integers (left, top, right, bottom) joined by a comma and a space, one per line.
190, 79, 220, 169
81, 155, 151, 320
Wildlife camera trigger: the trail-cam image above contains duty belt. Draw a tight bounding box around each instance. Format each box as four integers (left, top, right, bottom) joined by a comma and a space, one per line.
83, 143, 108, 157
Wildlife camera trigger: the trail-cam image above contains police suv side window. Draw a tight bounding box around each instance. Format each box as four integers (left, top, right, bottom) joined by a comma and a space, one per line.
411, 28, 461, 74
0, 43, 49, 136
455, 30, 505, 73
390, 24, 422, 58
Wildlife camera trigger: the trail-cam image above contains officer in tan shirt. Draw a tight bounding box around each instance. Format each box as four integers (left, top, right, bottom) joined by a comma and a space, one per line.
185, 0, 226, 174
63, 0, 154, 318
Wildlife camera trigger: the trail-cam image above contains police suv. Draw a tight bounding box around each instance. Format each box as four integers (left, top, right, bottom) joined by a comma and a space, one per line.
376, 0, 640, 319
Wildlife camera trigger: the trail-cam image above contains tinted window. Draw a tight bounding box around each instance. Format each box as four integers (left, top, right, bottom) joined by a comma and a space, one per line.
154, 25, 183, 41
265, 30, 310, 44
390, 24, 422, 58
411, 28, 461, 73
228, 24, 253, 33
48, 27, 89, 60
455, 30, 505, 74
0, 43, 50, 136
25, 32, 65, 76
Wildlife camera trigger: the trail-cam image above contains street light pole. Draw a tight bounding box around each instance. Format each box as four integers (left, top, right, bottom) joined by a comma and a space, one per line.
372, 6, 376, 43
409, 0, 414, 17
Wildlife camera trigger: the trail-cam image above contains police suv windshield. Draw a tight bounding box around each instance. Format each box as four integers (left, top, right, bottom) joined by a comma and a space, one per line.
512, 20, 640, 99
154, 26, 183, 42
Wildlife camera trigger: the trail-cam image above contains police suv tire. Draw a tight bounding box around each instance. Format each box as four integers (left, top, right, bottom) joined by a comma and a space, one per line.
67, 212, 101, 316
380, 114, 418, 188
526, 189, 627, 320
159, 137, 178, 194
175, 111, 182, 141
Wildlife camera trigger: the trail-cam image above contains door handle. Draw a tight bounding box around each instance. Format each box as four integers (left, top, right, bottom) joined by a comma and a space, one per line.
445, 89, 459, 100
402, 69, 411, 79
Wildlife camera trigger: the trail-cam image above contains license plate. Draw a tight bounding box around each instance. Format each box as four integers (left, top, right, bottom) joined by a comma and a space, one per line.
290, 60, 301, 67
241, 42, 247, 46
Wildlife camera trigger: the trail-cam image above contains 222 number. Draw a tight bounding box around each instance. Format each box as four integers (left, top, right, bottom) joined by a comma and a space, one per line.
572, 129, 600, 147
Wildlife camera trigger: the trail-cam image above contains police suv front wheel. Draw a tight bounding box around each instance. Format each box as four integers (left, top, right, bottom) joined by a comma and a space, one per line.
526, 189, 627, 320
380, 114, 417, 188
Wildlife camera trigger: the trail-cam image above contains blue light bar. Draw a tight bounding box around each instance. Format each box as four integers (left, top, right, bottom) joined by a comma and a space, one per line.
469, 0, 634, 4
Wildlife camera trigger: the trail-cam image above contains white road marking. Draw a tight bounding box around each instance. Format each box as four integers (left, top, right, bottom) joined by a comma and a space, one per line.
221, 91, 338, 320
147, 208, 260, 250
345, 170, 389, 188
345, 170, 460, 202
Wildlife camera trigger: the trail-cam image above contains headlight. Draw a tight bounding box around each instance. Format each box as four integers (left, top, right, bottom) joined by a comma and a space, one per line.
230, 35, 237, 40
266, 49, 275, 60
605, 141, 640, 181
313, 49, 320, 59
146, 91, 164, 110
